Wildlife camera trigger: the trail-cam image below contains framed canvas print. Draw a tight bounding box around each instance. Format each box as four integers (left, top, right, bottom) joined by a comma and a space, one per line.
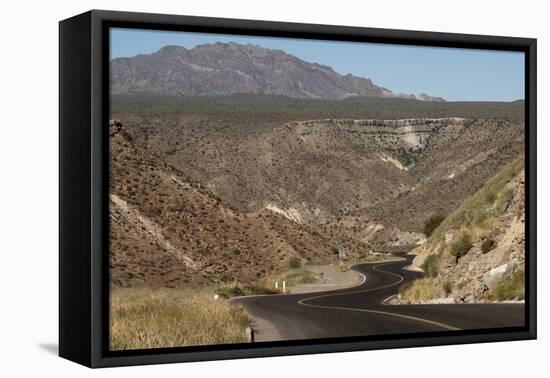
59, 10, 536, 368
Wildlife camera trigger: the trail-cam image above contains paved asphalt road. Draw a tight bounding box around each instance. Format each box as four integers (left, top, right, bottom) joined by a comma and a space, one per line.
234, 253, 525, 341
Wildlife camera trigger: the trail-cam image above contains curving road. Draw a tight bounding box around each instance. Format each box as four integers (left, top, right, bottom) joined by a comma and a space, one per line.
234, 253, 525, 342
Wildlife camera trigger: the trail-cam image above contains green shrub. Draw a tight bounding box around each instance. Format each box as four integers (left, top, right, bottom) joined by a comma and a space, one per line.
499, 187, 515, 206
421, 254, 440, 277
423, 214, 445, 237
481, 238, 496, 254
443, 281, 453, 296
484, 190, 497, 204
165, 148, 177, 155
216, 285, 245, 299
283, 269, 317, 284
244, 285, 278, 295
490, 270, 525, 300
288, 256, 302, 269
450, 232, 473, 262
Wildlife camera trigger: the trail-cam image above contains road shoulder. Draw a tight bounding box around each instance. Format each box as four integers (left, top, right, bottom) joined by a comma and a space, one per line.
289, 264, 364, 294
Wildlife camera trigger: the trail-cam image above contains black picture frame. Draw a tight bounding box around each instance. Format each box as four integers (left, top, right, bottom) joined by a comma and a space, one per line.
59, 9, 537, 368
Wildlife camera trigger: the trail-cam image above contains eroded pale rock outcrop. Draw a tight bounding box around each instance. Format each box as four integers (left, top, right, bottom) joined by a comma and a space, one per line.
286, 118, 465, 153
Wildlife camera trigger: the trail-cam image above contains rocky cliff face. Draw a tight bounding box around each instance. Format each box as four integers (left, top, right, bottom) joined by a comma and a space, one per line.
399, 157, 525, 303
110, 43, 444, 101
285, 117, 464, 159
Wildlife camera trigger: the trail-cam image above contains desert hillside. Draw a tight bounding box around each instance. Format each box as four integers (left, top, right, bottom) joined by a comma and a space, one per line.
400, 156, 525, 303
111, 95, 524, 248
109, 121, 369, 288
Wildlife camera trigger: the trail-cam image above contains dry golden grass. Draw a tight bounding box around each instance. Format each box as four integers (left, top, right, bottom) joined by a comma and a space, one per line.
110, 288, 249, 351
262, 268, 319, 287
213, 267, 319, 298
448, 157, 522, 236
336, 264, 350, 272
399, 278, 437, 302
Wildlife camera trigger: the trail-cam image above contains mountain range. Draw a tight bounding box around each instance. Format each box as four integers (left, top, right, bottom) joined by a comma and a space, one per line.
110, 42, 445, 101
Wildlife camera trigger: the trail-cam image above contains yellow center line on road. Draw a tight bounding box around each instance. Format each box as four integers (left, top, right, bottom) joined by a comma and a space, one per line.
297, 261, 462, 331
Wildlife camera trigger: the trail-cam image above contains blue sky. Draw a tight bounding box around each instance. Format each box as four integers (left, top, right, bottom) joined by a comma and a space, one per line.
111, 28, 524, 102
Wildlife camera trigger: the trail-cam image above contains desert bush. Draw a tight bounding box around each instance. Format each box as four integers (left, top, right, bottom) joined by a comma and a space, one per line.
488, 270, 525, 301
165, 147, 177, 155
288, 256, 302, 269
481, 238, 496, 254
484, 190, 497, 204
423, 214, 445, 237
244, 285, 279, 295
421, 254, 440, 277
281, 269, 318, 284
216, 285, 245, 299
443, 280, 453, 296
450, 232, 473, 262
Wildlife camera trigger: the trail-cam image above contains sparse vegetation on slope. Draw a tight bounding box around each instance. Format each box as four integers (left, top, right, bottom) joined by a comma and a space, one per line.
423, 214, 445, 237
288, 256, 302, 269
421, 253, 440, 277
450, 232, 473, 262
481, 238, 496, 254
414, 156, 524, 253
401, 156, 525, 303
109, 123, 370, 288
485, 270, 525, 301
112, 95, 524, 247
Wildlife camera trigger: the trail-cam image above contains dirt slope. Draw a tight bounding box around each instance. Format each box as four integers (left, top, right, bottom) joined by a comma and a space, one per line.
109, 122, 369, 288
111, 96, 523, 247
400, 157, 525, 303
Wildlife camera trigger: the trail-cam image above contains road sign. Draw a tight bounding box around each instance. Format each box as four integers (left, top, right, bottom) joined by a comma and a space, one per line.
338, 246, 347, 259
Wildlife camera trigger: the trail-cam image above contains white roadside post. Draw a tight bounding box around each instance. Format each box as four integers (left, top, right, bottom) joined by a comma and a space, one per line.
246, 326, 255, 343
275, 281, 278, 290
282, 280, 286, 293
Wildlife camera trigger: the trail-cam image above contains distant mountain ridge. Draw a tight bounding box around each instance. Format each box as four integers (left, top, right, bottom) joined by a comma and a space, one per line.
110, 42, 445, 101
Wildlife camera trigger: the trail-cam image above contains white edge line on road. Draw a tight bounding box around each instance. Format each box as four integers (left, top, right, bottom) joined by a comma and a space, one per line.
381, 294, 398, 305
297, 261, 462, 331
